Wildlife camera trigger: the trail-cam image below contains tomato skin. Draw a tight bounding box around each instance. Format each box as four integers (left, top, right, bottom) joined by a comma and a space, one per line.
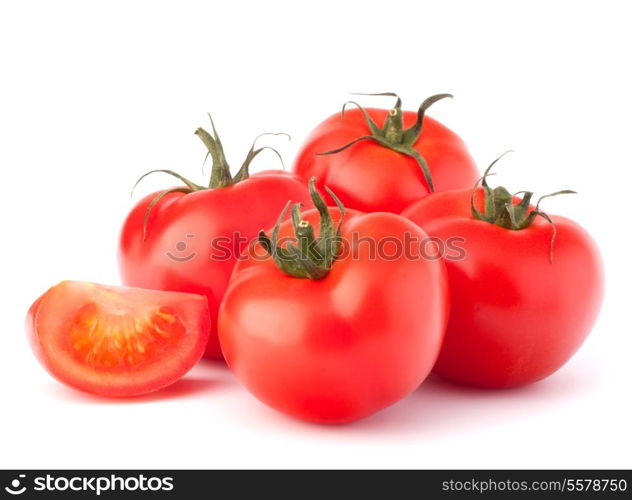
402, 190, 604, 388
118, 171, 313, 359
293, 108, 479, 213
26, 281, 210, 397
219, 209, 449, 423
26, 295, 46, 364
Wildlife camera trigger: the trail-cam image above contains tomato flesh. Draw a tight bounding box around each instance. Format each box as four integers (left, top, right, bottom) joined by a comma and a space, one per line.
68, 302, 187, 369
27, 281, 210, 397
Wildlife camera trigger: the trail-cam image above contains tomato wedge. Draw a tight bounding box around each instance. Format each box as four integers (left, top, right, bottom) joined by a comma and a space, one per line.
26, 281, 210, 397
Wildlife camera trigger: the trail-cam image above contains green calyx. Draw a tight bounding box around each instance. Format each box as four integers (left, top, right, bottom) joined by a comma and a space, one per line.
258, 177, 345, 279
316, 92, 453, 192
132, 113, 288, 240
471, 151, 576, 262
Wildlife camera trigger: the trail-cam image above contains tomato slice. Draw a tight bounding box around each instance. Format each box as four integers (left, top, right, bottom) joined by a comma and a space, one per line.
26, 281, 210, 397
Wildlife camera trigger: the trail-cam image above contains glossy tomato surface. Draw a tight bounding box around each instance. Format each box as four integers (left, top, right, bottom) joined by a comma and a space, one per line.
219, 208, 449, 423
293, 108, 479, 213
402, 189, 604, 388
119, 171, 313, 358
26, 281, 210, 397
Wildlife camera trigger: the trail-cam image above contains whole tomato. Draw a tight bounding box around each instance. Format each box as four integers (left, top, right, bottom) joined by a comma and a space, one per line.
402, 155, 604, 388
219, 179, 449, 423
119, 118, 313, 358
293, 93, 479, 213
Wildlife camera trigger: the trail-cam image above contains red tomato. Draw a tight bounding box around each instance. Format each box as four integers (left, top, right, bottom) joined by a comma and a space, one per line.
26, 281, 210, 397
293, 93, 479, 213
402, 171, 604, 388
119, 123, 313, 358
219, 180, 449, 423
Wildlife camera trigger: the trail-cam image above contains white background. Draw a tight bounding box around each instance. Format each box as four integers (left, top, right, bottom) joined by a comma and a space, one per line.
1, 0, 630, 469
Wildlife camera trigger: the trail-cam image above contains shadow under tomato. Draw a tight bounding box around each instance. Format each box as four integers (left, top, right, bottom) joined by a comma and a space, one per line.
50, 376, 224, 404
344, 365, 600, 436
197, 357, 229, 368
207, 360, 600, 436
